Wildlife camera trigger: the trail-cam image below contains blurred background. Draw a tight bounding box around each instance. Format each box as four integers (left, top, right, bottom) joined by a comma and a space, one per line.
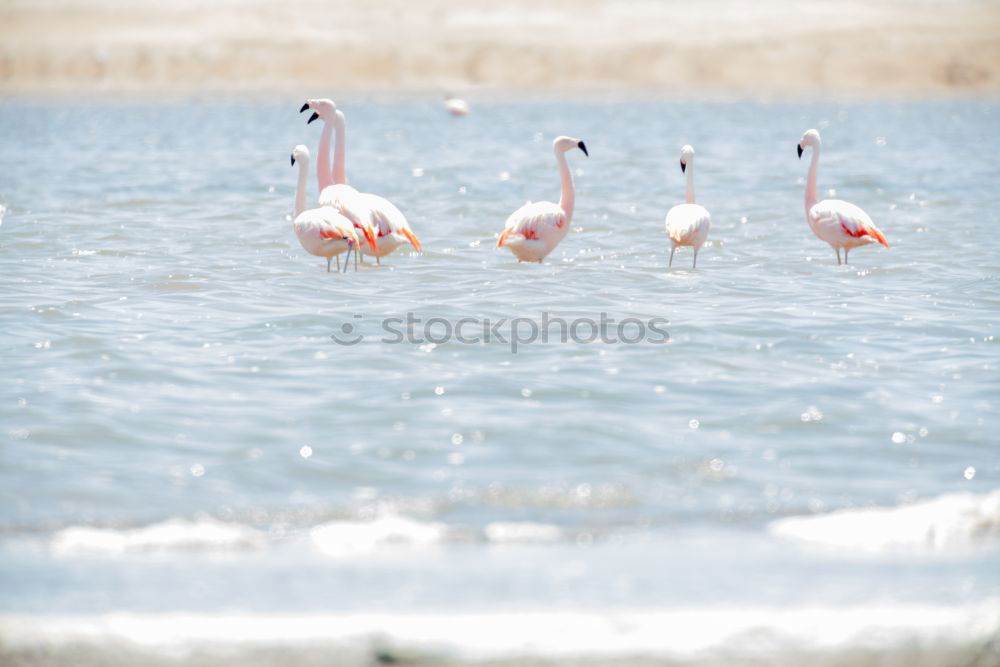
1, 0, 999, 95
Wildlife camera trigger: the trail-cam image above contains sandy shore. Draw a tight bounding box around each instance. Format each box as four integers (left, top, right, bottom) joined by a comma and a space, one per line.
1, 0, 999, 95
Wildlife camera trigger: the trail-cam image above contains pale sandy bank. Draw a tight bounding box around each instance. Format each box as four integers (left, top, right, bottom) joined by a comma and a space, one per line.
1, 0, 998, 95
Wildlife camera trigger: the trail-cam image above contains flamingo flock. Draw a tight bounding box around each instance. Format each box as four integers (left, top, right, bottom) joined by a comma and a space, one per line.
291, 98, 421, 272
288, 99, 890, 271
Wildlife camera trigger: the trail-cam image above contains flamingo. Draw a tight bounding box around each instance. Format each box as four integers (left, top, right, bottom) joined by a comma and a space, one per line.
665, 145, 711, 269
797, 129, 890, 264
289, 145, 368, 273
444, 95, 469, 116
497, 136, 588, 263
300, 99, 421, 265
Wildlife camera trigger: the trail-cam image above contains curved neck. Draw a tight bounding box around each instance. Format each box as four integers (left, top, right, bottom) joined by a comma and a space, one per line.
805, 145, 820, 212
556, 150, 575, 223
317, 119, 333, 191
685, 164, 695, 204
332, 113, 346, 185
295, 157, 309, 218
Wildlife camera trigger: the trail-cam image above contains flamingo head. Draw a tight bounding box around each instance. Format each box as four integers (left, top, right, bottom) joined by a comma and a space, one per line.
679, 144, 694, 173
553, 136, 588, 157
301, 98, 337, 125
290, 144, 309, 167
798, 129, 821, 158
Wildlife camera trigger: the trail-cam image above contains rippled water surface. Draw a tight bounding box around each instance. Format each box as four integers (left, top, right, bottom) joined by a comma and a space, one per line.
1, 97, 998, 664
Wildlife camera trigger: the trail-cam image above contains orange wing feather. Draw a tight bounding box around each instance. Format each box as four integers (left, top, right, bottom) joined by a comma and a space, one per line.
400, 227, 422, 252
354, 223, 378, 253
841, 222, 890, 248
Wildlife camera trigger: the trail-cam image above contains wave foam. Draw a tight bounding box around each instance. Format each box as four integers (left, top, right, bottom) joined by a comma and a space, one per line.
51, 518, 265, 555
309, 516, 446, 557
484, 521, 562, 543
769, 490, 1000, 552
1, 603, 997, 664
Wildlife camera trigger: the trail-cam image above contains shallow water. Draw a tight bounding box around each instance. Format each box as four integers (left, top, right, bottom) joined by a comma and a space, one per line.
1, 97, 998, 664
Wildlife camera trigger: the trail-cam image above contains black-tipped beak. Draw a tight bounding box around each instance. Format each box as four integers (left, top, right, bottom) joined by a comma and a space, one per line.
290, 155, 296, 166
680, 160, 686, 173
797, 144, 803, 159
578, 141, 588, 157
299, 103, 309, 113
307, 112, 319, 124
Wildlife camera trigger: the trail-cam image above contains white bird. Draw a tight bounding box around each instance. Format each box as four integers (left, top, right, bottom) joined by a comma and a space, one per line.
797, 129, 889, 264
665, 145, 711, 268
289, 145, 368, 273
301, 99, 421, 264
497, 136, 588, 263
444, 95, 469, 116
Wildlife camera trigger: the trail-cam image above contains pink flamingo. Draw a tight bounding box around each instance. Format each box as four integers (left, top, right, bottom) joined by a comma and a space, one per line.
289, 145, 370, 273
665, 145, 711, 268
497, 136, 588, 263
798, 129, 890, 264
444, 94, 469, 116
301, 99, 421, 265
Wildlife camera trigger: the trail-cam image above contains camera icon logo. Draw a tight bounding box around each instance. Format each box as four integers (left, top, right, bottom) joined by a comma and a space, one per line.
330, 314, 364, 345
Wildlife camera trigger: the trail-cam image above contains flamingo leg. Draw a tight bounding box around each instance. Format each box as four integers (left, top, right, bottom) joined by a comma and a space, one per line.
354, 246, 359, 271
844, 249, 850, 264
835, 248, 842, 265
693, 248, 698, 269
326, 256, 332, 273
669, 246, 676, 267
342, 245, 352, 273
336, 255, 341, 272
376, 256, 381, 265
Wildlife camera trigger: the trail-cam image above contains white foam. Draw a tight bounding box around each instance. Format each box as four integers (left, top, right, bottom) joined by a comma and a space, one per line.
1, 602, 997, 661
51, 518, 265, 555
484, 521, 562, 543
769, 490, 1000, 552
309, 516, 446, 557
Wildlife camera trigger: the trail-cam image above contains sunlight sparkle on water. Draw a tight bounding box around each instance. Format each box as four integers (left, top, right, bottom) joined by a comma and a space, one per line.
801, 406, 824, 422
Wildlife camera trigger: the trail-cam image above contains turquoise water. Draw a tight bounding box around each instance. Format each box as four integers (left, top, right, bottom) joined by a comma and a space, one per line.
0, 97, 998, 665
